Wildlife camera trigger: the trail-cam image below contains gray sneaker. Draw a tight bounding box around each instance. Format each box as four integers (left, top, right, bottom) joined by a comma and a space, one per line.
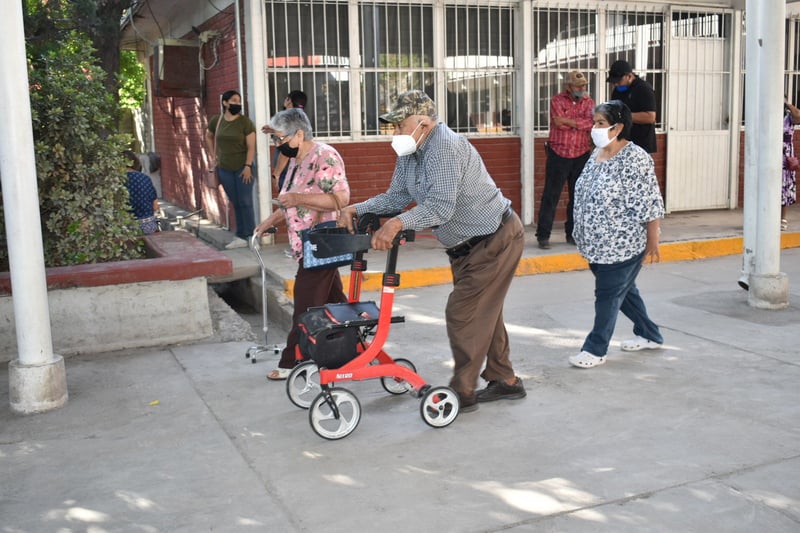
475, 377, 526, 403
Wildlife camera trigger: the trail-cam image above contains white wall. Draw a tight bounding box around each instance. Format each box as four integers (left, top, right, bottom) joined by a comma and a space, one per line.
0, 278, 213, 362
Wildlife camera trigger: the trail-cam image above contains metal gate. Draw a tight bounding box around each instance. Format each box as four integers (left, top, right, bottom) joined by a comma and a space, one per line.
665, 9, 735, 212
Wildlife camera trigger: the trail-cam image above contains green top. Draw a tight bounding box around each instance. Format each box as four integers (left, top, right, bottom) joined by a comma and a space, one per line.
209, 114, 256, 171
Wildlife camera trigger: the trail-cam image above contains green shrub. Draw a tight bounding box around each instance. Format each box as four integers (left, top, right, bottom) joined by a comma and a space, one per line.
0, 32, 145, 270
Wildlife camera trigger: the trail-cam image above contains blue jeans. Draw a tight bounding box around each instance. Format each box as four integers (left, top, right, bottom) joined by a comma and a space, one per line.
582, 252, 663, 357
218, 166, 255, 239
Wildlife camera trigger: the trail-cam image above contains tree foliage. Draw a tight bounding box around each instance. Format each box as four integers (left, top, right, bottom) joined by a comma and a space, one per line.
0, 29, 144, 270
23, 0, 129, 98
32, 34, 144, 266
119, 50, 146, 110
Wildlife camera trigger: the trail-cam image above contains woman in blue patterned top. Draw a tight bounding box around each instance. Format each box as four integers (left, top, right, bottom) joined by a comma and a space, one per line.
570, 101, 665, 369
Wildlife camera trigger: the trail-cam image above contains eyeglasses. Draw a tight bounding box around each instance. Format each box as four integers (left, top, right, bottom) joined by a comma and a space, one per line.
272, 133, 293, 145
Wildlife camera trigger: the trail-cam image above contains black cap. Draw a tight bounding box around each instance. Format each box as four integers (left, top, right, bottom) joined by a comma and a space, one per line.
607, 60, 632, 83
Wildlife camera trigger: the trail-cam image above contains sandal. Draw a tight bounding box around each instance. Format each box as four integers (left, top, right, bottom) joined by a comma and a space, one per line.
781, 219, 789, 231
267, 367, 292, 381
568, 351, 606, 369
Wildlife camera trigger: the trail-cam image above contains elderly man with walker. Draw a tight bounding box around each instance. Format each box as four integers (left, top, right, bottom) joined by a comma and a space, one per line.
339, 90, 527, 413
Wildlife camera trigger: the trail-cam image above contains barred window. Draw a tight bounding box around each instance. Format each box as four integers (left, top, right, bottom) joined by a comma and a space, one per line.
445, 4, 515, 133
359, 2, 434, 135
263, 0, 516, 139
532, 7, 598, 131
606, 8, 664, 129
531, 4, 665, 133
787, 18, 800, 110
265, 1, 351, 137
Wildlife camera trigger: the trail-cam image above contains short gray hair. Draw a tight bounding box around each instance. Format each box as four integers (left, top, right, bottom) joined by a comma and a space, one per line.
269, 108, 313, 140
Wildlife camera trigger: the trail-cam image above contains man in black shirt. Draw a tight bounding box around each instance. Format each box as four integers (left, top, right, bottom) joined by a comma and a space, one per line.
607, 60, 657, 153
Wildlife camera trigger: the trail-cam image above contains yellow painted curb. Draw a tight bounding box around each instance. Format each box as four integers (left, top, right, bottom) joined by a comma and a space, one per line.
283, 233, 800, 297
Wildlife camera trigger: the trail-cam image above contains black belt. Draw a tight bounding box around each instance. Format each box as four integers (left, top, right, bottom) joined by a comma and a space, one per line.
446, 208, 513, 259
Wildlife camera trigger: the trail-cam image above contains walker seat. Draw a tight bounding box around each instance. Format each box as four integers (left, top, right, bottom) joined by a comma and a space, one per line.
297, 302, 404, 370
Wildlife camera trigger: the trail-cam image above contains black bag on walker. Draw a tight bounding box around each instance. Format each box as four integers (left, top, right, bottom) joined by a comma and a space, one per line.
297, 307, 361, 369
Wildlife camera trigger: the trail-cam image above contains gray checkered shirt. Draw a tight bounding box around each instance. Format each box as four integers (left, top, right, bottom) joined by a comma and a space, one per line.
354, 123, 510, 248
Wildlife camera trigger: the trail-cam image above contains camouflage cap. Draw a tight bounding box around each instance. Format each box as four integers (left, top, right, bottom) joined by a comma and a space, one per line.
379, 90, 437, 124
566, 70, 588, 87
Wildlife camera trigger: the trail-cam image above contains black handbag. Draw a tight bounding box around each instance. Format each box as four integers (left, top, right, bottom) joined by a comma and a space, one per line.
301, 193, 353, 270
301, 221, 353, 270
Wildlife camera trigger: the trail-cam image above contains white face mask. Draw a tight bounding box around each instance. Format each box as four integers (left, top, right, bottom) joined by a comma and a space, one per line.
591, 125, 617, 149
391, 122, 423, 156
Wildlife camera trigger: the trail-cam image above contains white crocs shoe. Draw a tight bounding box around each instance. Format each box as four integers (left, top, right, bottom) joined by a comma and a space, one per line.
621, 335, 663, 352
225, 237, 248, 249
569, 351, 606, 369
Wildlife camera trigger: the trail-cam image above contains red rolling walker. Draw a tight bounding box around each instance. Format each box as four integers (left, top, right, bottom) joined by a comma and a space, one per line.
286, 214, 461, 440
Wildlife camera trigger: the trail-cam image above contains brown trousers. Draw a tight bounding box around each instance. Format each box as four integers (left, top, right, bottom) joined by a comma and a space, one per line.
279, 261, 347, 368
446, 212, 525, 396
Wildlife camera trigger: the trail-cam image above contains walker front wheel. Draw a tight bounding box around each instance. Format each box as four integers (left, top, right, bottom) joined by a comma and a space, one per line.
286, 361, 321, 409
380, 358, 417, 395
309, 388, 361, 440
420, 386, 459, 428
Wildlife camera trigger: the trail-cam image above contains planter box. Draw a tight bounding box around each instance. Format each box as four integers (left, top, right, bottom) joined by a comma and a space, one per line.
0, 231, 232, 363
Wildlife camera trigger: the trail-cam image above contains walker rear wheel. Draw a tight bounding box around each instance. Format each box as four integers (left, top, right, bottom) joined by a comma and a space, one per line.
309, 388, 361, 440
420, 386, 459, 428
380, 358, 417, 395
286, 361, 321, 409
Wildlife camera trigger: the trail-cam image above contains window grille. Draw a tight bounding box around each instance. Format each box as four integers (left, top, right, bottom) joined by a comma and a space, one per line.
530, 3, 665, 133
444, 4, 515, 133
263, 0, 516, 139
261, 1, 751, 139
787, 18, 800, 109
606, 8, 664, 129
531, 7, 598, 132
264, 1, 351, 137
359, 2, 434, 135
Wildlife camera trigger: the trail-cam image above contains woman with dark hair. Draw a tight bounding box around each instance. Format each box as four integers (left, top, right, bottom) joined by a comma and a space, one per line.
253, 108, 350, 380
206, 90, 257, 249
569, 100, 665, 369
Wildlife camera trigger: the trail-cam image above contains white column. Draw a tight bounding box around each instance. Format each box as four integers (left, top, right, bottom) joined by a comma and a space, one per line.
740, 0, 759, 289
748, 0, 789, 309
519, 0, 535, 225
1, 1, 67, 413
243, 0, 273, 232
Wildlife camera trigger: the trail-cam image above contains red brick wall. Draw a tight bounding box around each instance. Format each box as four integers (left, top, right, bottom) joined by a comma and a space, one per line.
151, 5, 247, 229
330, 137, 522, 213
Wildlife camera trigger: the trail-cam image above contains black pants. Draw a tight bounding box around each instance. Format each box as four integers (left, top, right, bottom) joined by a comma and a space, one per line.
536, 147, 591, 241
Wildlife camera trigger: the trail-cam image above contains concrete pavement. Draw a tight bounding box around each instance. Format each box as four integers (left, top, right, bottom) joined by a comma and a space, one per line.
2, 244, 799, 532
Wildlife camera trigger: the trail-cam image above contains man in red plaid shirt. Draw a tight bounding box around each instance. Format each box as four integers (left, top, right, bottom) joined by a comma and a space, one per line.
536, 70, 595, 249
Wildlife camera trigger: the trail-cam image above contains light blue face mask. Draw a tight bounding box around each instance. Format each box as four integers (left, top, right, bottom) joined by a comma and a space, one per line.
571, 90, 585, 99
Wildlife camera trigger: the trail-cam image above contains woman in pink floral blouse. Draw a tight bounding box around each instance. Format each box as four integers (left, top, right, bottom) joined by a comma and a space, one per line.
254, 108, 350, 380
